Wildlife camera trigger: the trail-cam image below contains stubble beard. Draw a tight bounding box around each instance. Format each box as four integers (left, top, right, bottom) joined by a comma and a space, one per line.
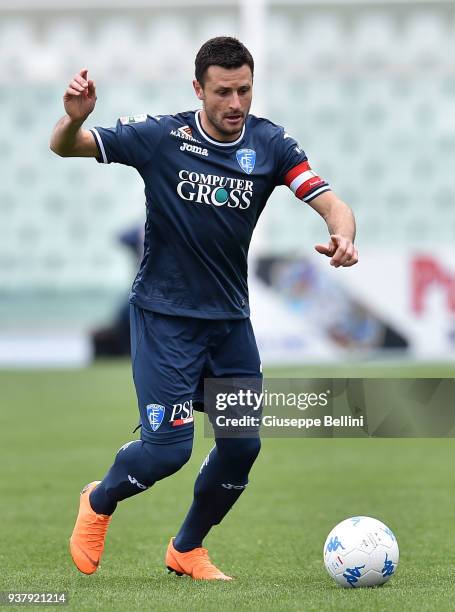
204, 106, 246, 139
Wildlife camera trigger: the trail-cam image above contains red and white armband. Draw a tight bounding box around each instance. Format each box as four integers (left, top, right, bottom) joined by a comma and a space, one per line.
284, 161, 331, 203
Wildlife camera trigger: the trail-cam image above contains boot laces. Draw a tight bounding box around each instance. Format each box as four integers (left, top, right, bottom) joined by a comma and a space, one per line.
82, 514, 111, 552
192, 548, 222, 575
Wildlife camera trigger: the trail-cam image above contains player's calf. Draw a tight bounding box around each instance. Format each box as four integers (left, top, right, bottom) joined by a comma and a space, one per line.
173, 436, 261, 552
70, 438, 192, 573
89, 438, 192, 515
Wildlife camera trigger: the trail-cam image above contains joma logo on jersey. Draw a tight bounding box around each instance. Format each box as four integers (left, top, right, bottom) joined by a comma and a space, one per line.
180, 142, 208, 157
170, 400, 194, 427
177, 170, 253, 209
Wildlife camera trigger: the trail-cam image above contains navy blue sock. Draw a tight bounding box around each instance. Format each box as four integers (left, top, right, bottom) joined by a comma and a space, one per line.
173, 437, 261, 552
89, 438, 192, 515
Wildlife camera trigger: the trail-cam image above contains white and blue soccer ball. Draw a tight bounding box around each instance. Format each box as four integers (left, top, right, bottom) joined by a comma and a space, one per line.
323, 516, 399, 588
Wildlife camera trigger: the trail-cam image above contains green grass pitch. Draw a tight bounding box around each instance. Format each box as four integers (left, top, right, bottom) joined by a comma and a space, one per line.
1, 361, 454, 611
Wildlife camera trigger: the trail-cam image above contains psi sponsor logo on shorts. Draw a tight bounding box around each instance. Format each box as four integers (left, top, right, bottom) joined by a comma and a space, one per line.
146, 403, 165, 431
170, 400, 194, 426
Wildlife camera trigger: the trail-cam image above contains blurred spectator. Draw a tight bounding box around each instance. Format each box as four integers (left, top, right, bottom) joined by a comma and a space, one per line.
91, 225, 143, 357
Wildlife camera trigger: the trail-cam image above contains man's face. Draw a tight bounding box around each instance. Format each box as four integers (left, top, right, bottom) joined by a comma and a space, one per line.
193, 64, 253, 140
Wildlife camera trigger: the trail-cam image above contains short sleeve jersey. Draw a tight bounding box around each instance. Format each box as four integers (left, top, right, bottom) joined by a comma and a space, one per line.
91, 110, 330, 319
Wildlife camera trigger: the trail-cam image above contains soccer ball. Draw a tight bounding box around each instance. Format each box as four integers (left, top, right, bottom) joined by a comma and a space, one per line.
323, 516, 399, 588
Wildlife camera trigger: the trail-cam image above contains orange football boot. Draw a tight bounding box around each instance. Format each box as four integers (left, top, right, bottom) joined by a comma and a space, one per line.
165, 538, 232, 580
69, 481, 112, 575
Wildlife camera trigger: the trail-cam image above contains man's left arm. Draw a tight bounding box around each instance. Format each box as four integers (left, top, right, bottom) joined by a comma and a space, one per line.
307, 191, 358, 268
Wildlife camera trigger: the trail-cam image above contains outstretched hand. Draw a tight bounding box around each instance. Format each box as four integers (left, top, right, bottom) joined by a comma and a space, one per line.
315, 234, 358, 268
63, 68, 97, 122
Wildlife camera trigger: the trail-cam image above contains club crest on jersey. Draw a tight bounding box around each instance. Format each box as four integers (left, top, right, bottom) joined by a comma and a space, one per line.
146, 403, 165, 431
236, 149, 256, 175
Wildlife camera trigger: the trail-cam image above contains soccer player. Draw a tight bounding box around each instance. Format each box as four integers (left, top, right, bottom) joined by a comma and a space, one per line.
50, 36, 358, 580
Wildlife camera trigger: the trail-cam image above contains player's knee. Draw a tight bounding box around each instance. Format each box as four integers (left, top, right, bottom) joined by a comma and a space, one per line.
110, 438, 192, 489
158, 443, 192, 477
241, 437, 261, 465
141, 439, 192, 482
216, 437, 261, 467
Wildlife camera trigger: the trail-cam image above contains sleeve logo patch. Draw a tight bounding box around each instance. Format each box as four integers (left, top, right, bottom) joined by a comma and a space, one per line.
120, 114, 147, 125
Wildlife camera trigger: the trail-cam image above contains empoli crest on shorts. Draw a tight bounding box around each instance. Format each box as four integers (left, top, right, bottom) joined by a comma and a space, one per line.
146, 403, 165, 431
236, 148, 256, 175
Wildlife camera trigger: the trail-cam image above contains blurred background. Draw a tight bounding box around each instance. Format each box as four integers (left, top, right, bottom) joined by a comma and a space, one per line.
1, 4, 454, 606
1, 0, 454, 367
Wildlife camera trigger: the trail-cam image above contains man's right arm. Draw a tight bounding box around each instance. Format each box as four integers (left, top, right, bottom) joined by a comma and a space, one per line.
50, 68, 99, 158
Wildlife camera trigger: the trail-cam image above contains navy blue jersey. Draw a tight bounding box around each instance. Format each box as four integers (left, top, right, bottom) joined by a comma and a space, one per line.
91, 110, 330, 319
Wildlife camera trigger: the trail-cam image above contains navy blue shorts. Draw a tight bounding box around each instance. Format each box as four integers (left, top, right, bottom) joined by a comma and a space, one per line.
130, 305, 262, 444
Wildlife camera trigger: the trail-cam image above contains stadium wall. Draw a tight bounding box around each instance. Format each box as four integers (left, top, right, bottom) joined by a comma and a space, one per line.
0, 0, 453, 365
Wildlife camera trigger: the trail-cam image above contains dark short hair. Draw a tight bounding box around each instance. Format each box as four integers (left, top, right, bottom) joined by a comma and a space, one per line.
195, 36, 254, 86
